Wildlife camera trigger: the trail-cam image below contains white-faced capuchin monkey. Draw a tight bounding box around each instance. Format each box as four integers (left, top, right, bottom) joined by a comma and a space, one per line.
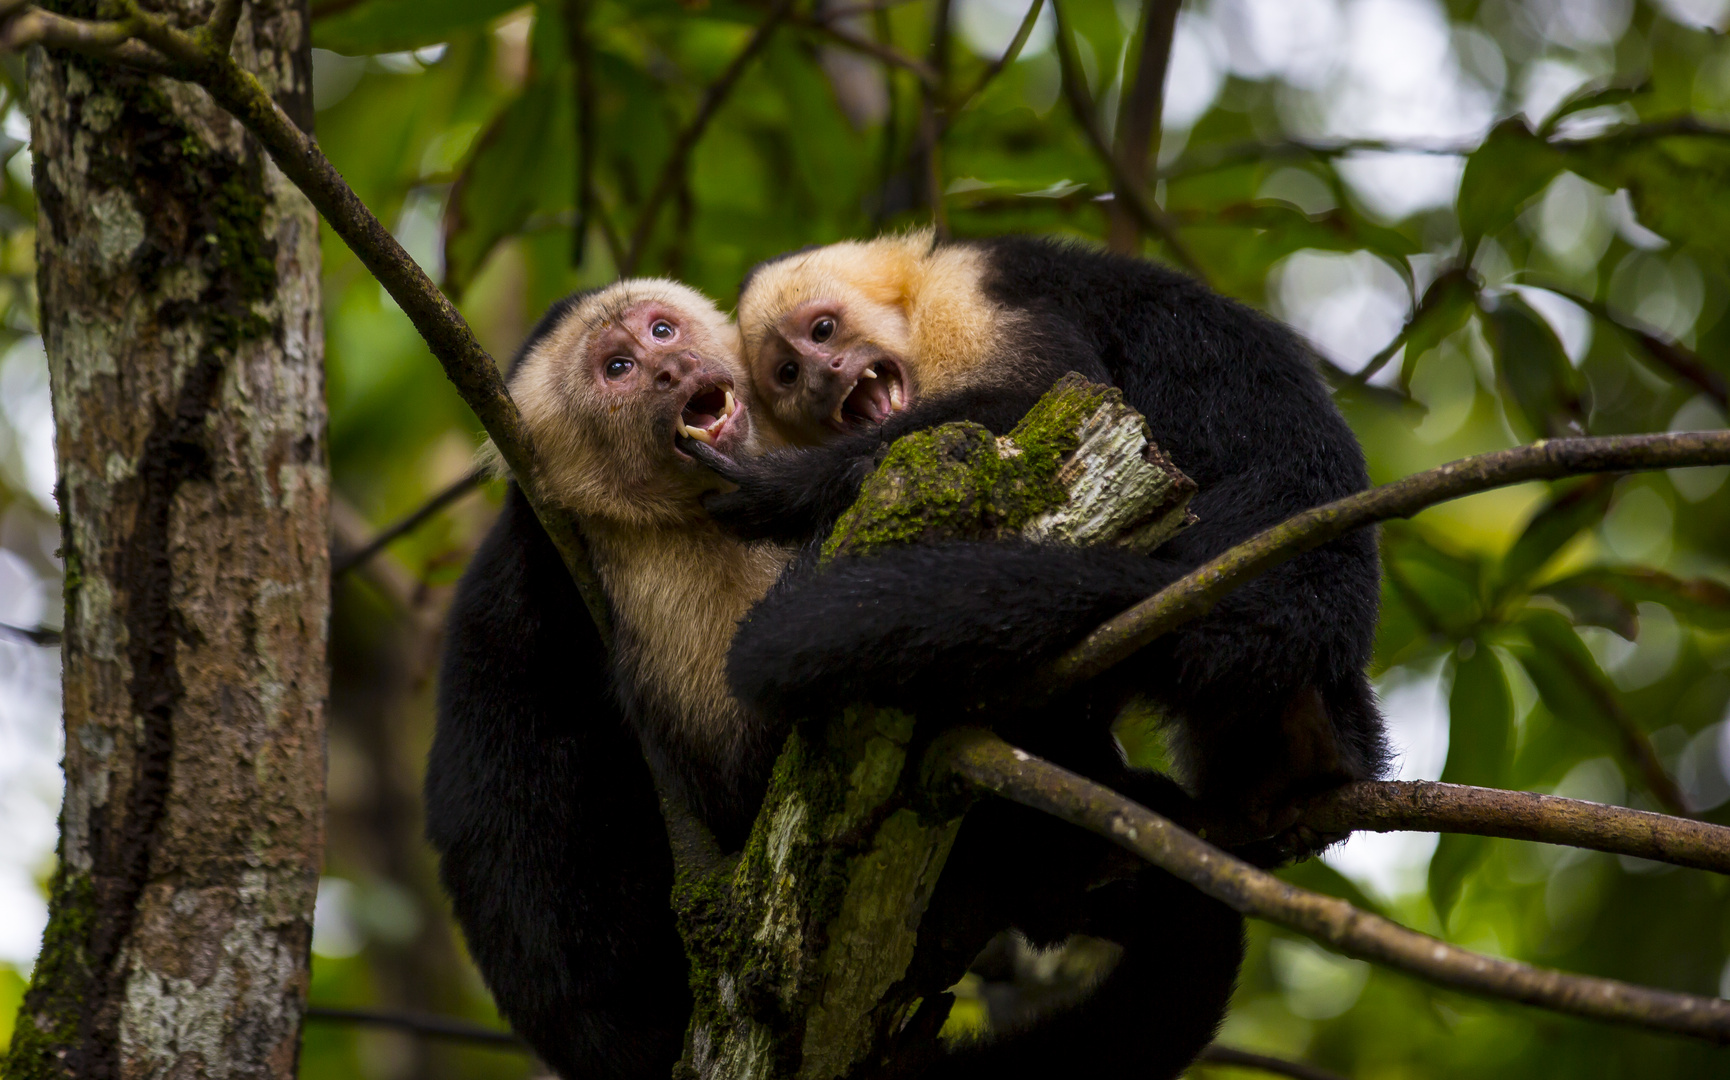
425, 280, 795, 1080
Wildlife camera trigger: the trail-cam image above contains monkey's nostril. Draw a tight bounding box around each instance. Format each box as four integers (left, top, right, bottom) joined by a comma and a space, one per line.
829, 357, 844, 369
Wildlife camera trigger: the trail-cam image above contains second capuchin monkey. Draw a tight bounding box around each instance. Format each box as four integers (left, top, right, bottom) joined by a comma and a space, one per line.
695, 230, 1390, 831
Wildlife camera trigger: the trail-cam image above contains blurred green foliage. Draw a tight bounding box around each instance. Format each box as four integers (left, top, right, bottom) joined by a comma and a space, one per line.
3, 0, 1730, 1077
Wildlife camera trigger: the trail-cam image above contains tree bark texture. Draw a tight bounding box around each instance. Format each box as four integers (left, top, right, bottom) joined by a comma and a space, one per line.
677, 377, 1192, 1080
6, 3, 325, 1079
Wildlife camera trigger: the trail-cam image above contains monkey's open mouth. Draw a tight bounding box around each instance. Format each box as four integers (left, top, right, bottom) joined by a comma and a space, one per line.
679, 383, 738, 445
832, 360, 907, 430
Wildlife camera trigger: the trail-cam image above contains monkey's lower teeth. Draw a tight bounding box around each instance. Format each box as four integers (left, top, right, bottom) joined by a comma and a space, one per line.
681, 424, 715, 443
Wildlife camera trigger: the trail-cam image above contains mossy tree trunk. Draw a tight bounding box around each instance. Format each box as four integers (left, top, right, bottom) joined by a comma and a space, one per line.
676, 376, 1193, 1080
5, 3, 326, 1079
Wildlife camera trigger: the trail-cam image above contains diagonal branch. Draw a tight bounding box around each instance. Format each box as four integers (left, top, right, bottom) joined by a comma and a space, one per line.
1285, 780, 1730, 875
1049, 0, 1205, 280
1105, 0, 1179, 253
331, 467, 488, 580
0, 0, 616, 646
0, 620, 60, 646
949, 0, 1043, 114
1534, 283, 1728, 410
621, 0, 793, 275
203, 0, 244, 55
942, 729, 1730, 1043
1037, 431, 1730, 697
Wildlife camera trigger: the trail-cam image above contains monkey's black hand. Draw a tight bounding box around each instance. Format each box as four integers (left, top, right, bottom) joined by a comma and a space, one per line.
701, 445, 878, 544
677, 434, 748, 484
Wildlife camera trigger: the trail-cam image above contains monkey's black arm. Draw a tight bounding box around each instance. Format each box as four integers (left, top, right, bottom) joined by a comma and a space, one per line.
698, 385, 1051, 543
427, 487, 690, 1079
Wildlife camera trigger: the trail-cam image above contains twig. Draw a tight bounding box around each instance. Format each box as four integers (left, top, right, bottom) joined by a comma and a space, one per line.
942, 729, 1730, 1042
0, 0, 615, 646
1532, 283, 1728, 409
1196, 1046, 1349, 1080
1049, 0, 1205, 281
1286, 780, 1730, 875
1037, 431, 1730, 697
563, 0, 597, 268
949, 0, 1043, 114
202, 0, 243, 55
1105, 0, 1179, 253
817, 0, 923, 22
796, 15, 937, 89
621, 0, 793, 275
918, 0, 953, 236
1549, 644, 1691, 817
0, 621, 60, 646
330, 467, 488, 580
303, 1006, 524, 1049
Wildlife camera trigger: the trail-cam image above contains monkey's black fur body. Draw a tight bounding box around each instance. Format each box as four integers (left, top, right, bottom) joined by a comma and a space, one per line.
427, 484, 692, 1079
719, 235, 1390, 814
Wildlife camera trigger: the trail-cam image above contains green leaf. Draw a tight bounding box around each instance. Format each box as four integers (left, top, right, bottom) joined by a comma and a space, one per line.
313, 0, 527, 55
1533, 580, 1640, 640
442, 76, 573, 294
1538, 567, 1730, 631
1479, 292, 1585, 438
1563, 133, 1730, 248
1498, 475, 1615, 590
1537, 79, 1649, 138
1456, 117, 1564, 246
1427, 833, 1485, 924
1429, 639, 1513, 919
1509, 609, 1623, 749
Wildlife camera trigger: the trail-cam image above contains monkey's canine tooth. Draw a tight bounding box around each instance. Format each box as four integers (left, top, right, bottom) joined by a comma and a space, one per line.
722, 389, 736, 416
682, 423, 715, 444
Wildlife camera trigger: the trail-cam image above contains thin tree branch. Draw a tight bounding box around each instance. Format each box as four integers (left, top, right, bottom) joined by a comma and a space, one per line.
621, 0, 792, 275
0, 621, 60, 646
1037, 431, 1730, 698
1532, 283, 1728, 409
1549, 643, 1691, 817
796, 15, 938, 90
0, 5, 175, 73
1286, 780, 1730, 875
14, 0, 616, 646
950, 0, 1043, 114
818, 0, 923, 21
303, 1006, 525, 1048
919, 0, 953, 236
563, 0, 597, 268
1196, 1046, 1349, 1080
203, 0, 243, 55
331, 467, 488, 580
1049, 0, 1206, 281
942, 729, 1730, 1043
1106, 0, 1179, 253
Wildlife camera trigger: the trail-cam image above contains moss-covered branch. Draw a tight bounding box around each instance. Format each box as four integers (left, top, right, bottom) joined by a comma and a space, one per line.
943, 729, 1730, 1043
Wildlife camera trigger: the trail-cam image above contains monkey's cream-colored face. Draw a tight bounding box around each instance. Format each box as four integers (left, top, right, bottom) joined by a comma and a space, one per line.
511, 280, 765, 527
737, 242, 920, 447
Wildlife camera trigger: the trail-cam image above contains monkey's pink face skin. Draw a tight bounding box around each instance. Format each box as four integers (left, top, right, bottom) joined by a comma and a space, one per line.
584, 300, 752, 461
749, 299, 912, 446
511, 284, 759, 526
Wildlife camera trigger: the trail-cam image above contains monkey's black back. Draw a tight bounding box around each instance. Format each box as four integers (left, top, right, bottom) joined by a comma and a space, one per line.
426, 487, 689, 1078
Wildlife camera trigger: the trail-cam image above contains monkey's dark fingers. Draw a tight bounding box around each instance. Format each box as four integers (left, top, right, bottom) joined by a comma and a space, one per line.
677, 434, 746, 481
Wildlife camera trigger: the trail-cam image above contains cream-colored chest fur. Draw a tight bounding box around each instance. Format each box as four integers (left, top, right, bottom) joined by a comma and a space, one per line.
589, 522, 790, 744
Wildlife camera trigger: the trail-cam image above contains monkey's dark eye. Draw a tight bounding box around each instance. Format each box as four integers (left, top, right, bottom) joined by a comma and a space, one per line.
651, 320, 675, 340
811, 317, 836, 344
605, 357, 634, 379
777, 361, 800, 386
